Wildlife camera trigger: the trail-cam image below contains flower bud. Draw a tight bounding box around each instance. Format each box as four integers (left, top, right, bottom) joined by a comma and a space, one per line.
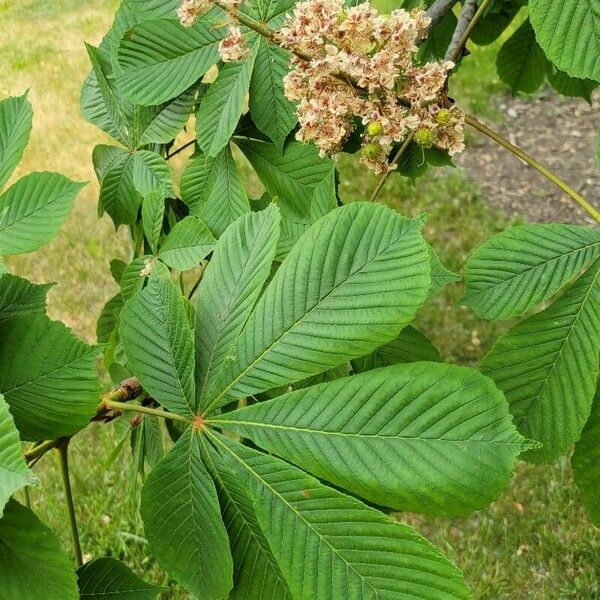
415, 127, 434, 148
367, 122, 384, 137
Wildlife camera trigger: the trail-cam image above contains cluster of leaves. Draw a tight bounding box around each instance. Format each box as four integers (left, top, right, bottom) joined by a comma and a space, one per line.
0, 94, 161, 597
0, 0, 599, 599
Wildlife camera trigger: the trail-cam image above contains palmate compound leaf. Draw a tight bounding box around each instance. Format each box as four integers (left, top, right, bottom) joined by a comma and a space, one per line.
462, 224, 600, 320
0, 315, 101, 441
203, 202, 432, 412
197, 42, 258, 157
140, 427, 233, 599
203, 437, 292, 600
207, 432, 471, 600
76, 557, 161, 599
0, 499, 78, 600
211, 362, 526, 516
0, 93, 33, 191
117, 13, 224, 105
196, 206, 281, 407
481, 259, 600, 463
0, 273, 53, 322
157, 215, 216, 271
529, 0, 600, 82
120, 274, 196, 417
572, 385, 600, 527
0, 393, 37, 517
180, 146, 250, 237
0, 172, 85, 255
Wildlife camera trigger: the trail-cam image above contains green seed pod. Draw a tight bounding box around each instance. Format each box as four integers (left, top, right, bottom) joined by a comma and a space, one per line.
415, 128, 435, 148
362, 143, 383, 160
367, 122, 384, 137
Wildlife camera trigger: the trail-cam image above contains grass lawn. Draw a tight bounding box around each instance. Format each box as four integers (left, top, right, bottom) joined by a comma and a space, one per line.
2, 1, 599, 598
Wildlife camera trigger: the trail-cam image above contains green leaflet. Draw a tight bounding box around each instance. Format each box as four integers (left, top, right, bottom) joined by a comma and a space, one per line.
351, 325, 441, 373
0, 315, 101, 441
0, 394, 37, 517
180, 147, 250, 237
84, 44, 131, 146
481, 260, 600, 463
197, 44, 258, 157
76, 557, 161, 599
242, 0, 295, 25
134, 87, 196, 146
529, 0, 600, 82
471, 0, 522, 46
209, 433, 471, 600
235, 137, 335, 219
274, 169, 338, 261
131, 413, 164, 479
546, 65, 598, 103
140, 428, 233, 599
98, 149, 140, 226
214, 362, 525, 516
249, 38, 297, 151
120, 275, 196, 416
0, 274, 53, 322
0, 172, 85, 255
496, 19, 549, 94
204, 440, 292, 600
98, 149, 171, 228
158, 216, 216, 270
206, 202, 431, 411
97, 0, 182, 73
141, 190, 165, 254
462, 224, 600, 320
196, 206, 281, 408
572, 385, 600, 527
96, 292, 123, 344
120, 255, 151, 301
117, 15, 223, 105
0, 93, 33, 190
0, 499, 78, 600
427, 243, 460, 298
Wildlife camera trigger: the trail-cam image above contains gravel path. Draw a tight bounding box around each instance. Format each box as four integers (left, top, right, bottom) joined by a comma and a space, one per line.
457, 90, 599, 226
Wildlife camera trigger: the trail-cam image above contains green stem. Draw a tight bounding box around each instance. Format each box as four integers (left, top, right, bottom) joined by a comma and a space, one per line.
24, 439, 60, 463
368, 134, 415, 203
465, 114, 600, 223
58, 438, 83, 568
103, 399, 191, 424
23, 486, 32, 509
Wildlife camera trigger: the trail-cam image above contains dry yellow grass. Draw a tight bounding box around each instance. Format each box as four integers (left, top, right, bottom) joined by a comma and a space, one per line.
1, 0, 126, 340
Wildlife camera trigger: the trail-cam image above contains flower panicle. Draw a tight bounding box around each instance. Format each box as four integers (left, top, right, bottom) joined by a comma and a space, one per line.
177, 0, 466, 173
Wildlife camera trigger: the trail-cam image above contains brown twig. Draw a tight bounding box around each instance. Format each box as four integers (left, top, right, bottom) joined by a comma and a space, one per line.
426, 0, 460, 30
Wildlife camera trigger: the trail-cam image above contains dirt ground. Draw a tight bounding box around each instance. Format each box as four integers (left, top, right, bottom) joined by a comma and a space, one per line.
458, 90, 600, 226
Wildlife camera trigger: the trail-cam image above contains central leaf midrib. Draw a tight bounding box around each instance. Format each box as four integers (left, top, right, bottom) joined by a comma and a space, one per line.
214, 417, 520, 445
